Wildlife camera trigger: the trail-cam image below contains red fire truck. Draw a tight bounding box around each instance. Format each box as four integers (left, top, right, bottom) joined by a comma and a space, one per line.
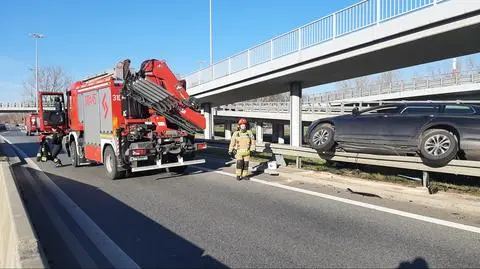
24, 113, 39, 136
61, 59, 207, 179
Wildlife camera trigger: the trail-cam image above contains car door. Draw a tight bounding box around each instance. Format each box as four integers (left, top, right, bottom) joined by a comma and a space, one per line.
384, 104, 441, 145
335, 105, 401, 144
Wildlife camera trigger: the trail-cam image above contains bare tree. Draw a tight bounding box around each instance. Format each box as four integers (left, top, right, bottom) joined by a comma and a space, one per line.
23, 66, 72, 102
377, 70, 401, 86
334, 75, 371, 93
353, 76, 371, 90
465, 56, 477, 71
0, 113, 25, 124
335, 79, 354, 92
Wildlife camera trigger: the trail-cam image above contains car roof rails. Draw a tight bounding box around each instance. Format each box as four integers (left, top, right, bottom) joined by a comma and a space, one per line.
329, 100, 480, 106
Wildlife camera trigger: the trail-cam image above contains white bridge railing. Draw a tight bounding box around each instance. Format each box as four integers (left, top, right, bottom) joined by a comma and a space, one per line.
0, 102, 57, 110
184, 0, 449, 88
0, 103, 35, 109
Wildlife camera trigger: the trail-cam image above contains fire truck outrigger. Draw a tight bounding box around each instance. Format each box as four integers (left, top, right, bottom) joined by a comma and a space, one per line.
63, 59, 207, 179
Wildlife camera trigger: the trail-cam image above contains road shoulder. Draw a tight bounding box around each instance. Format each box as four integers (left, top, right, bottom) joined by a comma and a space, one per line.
202, 153, 480, 228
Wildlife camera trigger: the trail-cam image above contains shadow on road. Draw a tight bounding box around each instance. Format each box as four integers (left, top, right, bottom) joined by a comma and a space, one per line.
3, 141, 40, 158
397, 257, 429, 269
19, 165, 229, 268
130, 168, 209, 181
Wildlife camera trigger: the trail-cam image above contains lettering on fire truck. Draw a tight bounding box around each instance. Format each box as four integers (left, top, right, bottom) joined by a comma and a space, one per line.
84, 94, 96, 106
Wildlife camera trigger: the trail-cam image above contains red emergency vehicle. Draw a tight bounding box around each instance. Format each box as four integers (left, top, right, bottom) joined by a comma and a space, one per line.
60, 59, 207, 179
24, 113, 39, 136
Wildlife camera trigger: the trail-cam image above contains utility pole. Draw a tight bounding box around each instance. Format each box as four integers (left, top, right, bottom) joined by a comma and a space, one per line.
29, 33, 45, 112
210, 0, 213, 65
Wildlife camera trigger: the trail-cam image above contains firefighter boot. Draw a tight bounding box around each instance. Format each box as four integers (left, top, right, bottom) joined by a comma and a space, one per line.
36, 152, 42, 162
53, 158, 62, 167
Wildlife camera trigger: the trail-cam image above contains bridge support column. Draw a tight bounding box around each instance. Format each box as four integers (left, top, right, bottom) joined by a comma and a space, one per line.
255, 122, 264, 144
290, 82, 302, 147
272, 122, 284, 144
224, 121, 232, 140
203, 103, 214, 140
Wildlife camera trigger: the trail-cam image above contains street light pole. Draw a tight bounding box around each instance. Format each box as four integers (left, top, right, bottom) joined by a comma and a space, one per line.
29, 33, 44, 112
209, 0, 213, 66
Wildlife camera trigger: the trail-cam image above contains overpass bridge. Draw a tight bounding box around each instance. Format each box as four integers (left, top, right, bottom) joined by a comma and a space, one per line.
184, 0, 480, 145
185, 0, 480, 105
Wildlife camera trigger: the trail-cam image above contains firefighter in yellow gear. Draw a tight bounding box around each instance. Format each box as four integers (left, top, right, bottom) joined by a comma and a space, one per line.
228, 118, 256, 180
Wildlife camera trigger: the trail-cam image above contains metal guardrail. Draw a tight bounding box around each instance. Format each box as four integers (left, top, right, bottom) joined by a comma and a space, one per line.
201, 139, 480, 178
184, 0, 449, 88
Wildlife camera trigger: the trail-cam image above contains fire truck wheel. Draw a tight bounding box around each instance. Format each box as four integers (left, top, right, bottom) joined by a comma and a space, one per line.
70, 141, 80, 167
104, 146, 125, 180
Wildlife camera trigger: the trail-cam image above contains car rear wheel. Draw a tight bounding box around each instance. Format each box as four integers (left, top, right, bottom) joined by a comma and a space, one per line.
419, 129, 458, 167
309, 123, 335, 152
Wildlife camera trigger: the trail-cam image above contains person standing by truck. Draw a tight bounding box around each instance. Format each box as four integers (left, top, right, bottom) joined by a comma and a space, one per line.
228, 118, 256, 181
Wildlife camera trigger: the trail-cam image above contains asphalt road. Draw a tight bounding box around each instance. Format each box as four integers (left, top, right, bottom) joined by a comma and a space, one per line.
1, 127, 479, 268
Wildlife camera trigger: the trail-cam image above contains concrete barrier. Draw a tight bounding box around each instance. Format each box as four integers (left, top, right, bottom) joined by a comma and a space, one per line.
0, 159, 47, 268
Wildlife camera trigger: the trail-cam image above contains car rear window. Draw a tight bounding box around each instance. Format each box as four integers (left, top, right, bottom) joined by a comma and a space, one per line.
443, 104, 475, 115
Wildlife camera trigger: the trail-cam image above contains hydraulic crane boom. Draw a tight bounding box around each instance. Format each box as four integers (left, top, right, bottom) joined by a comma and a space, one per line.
117, 59, 205, 134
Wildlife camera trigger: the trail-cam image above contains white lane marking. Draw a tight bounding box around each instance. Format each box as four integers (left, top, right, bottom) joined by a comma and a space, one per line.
193, 165, 480, 235
3, 136, 140, 269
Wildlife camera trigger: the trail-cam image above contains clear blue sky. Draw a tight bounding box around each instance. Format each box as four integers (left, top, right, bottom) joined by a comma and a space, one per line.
0, 0, 478, 101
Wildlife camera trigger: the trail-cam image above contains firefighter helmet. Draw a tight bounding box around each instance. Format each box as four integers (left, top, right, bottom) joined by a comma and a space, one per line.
238, 118, 248, 125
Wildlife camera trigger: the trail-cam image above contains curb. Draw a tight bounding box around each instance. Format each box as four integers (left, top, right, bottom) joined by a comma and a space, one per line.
0, 140, 48, 268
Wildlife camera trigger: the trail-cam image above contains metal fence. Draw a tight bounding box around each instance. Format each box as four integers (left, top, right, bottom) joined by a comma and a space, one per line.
184, 0, 449, 88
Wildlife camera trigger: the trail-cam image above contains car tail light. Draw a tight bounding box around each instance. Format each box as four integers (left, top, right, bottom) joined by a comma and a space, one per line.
131, 149, 147, 156
196, 143, 207, 150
